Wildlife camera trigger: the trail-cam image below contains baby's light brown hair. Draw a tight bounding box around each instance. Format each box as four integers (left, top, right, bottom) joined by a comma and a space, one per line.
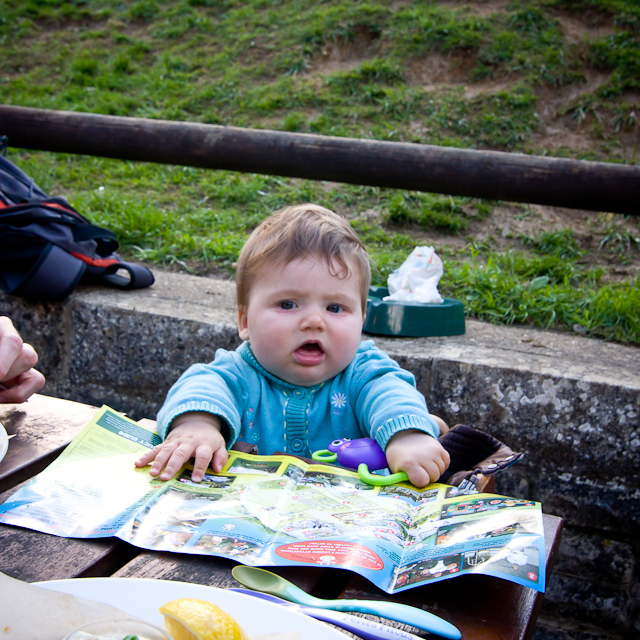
236, 204, 371, 314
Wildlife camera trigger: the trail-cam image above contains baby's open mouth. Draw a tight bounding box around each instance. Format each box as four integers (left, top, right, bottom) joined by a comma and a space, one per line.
298, 342, 323, 354
294, 341, 325, 365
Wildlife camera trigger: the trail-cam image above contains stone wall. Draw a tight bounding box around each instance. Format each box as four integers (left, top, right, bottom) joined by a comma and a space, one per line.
2, 270, 638, 639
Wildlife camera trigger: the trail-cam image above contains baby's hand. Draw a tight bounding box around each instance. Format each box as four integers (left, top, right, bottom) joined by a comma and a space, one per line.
135, 412, 228, 482
385, 429, 450, 488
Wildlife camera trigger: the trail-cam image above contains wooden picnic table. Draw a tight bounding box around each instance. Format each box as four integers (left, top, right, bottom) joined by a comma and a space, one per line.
0, 394, 563, 639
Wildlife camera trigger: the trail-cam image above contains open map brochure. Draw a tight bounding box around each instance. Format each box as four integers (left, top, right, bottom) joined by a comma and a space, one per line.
0, 406, 545, 593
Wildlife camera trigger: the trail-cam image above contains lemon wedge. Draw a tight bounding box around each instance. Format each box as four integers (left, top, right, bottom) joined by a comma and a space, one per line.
159, 598, 250, 640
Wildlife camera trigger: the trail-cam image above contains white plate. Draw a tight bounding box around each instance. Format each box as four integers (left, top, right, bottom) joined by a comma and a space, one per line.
0, 421, 8, 465
37, 577, 348, 639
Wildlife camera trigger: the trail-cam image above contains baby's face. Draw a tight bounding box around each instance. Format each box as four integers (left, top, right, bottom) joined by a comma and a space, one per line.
238, 256, 364, 386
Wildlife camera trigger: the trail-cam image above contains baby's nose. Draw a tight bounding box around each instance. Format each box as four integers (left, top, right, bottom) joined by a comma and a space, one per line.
301, 308, 326, 329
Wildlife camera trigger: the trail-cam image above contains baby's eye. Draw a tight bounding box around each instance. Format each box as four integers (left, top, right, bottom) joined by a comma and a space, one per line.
279, 300, 297, 310
327, 303, 344, 314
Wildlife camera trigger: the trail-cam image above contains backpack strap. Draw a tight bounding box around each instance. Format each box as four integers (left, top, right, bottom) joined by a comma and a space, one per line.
92, 261, 156, 290
12, 243, 86, 301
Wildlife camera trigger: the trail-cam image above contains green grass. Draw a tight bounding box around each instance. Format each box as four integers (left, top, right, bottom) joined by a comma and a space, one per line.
448, 255, 640, 344
1, 0, 639, 345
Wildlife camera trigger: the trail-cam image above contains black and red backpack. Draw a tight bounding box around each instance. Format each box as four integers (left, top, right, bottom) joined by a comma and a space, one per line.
0, 137, 154, 301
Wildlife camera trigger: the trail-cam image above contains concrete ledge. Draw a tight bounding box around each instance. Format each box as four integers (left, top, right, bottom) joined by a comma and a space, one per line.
2, 270, 639, 639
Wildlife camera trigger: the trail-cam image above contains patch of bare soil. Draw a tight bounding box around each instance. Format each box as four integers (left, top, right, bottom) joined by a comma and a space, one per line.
313, 25, 382, 74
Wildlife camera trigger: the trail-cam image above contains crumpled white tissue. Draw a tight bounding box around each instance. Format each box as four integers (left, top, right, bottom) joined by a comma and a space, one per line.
384, 246, 444, 304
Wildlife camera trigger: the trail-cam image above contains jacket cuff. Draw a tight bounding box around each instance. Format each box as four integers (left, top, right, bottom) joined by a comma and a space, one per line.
373, 414, 440, 451
158, 401, 235, 446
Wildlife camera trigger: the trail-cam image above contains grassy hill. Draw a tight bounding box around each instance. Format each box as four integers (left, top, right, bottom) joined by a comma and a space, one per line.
1, 0, 639, 343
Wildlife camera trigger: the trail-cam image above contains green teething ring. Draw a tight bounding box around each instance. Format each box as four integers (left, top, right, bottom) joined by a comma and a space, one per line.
311, 449, 338, 463
357, 463, 409, 486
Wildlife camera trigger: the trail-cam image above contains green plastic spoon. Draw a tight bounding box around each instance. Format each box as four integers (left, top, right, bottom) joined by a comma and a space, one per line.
231, 566, 461, 640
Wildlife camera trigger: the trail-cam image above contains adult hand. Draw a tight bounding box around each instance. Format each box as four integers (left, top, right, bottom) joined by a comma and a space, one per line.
0, 316, 46, 404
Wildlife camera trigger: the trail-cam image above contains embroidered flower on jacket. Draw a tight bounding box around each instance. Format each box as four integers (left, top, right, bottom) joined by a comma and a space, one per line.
331, 392, 347, 409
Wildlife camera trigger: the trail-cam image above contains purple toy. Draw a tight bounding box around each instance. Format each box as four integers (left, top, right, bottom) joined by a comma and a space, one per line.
317, 438, 389, 471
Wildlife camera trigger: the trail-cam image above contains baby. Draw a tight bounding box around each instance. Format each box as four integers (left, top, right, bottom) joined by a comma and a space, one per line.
136, 204, 450, 486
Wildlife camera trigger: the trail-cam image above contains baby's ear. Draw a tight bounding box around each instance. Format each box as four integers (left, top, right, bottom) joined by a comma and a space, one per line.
237, 307, 250, 341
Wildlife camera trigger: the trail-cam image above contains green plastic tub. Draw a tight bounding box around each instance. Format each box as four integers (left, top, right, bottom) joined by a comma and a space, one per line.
363, 286, 465, 337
